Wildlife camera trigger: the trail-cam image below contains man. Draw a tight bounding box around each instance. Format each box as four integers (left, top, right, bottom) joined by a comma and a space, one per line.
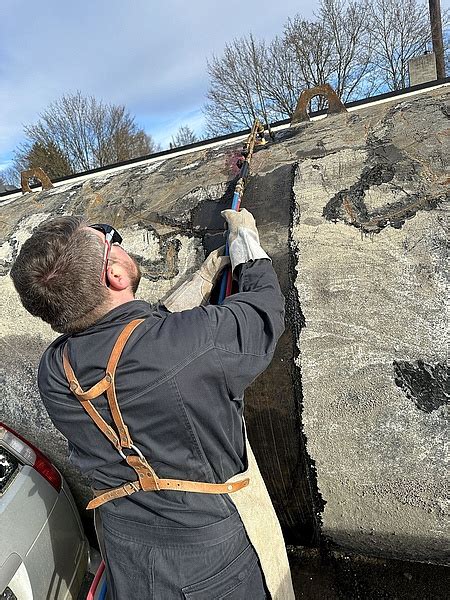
11, 208, 294, 599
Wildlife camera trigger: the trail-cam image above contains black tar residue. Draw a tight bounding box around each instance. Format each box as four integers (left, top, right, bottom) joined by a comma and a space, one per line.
321, 104, 447, 234
191, 180, 238, 232
288, 162, 326, 546
322, 163, 443, 234
246, 162, 324, 545
198, 162, 324, 545
393, 360, 449, 413
323, 164, 394, 222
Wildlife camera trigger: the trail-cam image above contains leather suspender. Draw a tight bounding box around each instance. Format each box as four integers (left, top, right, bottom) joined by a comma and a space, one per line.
62, 319, 249, 510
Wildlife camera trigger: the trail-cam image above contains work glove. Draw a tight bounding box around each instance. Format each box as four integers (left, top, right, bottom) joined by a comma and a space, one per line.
164, 247, 230, 312
221, 208, 270, 272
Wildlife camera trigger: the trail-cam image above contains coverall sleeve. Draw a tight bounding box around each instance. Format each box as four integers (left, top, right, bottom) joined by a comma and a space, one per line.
203, 259, 285, 398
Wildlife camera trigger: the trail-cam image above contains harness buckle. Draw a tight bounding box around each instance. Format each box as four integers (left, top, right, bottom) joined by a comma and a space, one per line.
124, 481, 140, 495
126, 454, 160, 491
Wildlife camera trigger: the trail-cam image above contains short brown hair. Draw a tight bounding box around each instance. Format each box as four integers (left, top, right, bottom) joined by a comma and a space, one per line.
10, 215, 110, 333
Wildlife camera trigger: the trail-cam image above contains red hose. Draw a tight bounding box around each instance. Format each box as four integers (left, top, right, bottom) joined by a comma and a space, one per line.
87, 560, 105, 600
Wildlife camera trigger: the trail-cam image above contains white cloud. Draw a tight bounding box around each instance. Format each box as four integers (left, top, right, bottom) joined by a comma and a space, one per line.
0, 159, 14, 172
0, 0, 319, 162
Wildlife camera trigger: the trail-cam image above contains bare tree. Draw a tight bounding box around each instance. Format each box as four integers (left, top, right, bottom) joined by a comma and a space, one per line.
285, 0, 373, 104
0, 174, 16, 192
284, 17, 335, 104
0, 166, 20, 188
262, 35, 305, 119
12, 92, 158, 180
14, 141, 73, 180
204, 1, 373, 131
319, 0, 374, 98
369, 0, 431, 89
170, 125, 198, 148
203, 0, 444, 134
247, 35, 274, 132
204, 35, 276, 136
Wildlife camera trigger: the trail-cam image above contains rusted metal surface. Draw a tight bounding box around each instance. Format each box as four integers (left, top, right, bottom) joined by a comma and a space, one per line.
291, 84, 347, 125
21, 167, 54, 194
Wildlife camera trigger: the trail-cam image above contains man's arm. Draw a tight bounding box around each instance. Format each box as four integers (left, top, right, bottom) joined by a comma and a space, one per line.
164, 207, 270, 313
206, 208, 284, 395
163, 247, 229, 312
203, 258, 285, 398
164, 208, 285, 395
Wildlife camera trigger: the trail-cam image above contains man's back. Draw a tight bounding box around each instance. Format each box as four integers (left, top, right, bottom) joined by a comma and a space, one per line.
38, 260, 285, 528
10, 211, 293, 598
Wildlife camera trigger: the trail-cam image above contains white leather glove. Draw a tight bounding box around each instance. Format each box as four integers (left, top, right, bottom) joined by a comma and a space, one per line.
221, 208, 270, 272
164, 247, 230, 312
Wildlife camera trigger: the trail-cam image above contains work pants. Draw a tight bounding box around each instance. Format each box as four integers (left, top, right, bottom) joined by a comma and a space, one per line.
98, 510, 268, 599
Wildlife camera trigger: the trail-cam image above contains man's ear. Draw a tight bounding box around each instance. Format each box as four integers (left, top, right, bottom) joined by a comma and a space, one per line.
106, 263, 129, 291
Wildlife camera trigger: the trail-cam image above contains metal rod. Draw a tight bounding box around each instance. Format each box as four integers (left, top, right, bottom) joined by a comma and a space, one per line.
218, 120, 264, 303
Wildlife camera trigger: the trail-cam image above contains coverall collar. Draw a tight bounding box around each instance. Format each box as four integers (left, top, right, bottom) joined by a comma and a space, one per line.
72, 300, 153, 336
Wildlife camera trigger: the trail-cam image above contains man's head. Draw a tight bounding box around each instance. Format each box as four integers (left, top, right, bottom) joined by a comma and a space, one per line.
10, 216, 141, 334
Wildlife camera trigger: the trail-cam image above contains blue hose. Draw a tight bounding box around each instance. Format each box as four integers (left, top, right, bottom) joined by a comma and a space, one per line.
98, 579, 108, 600
218, 190, 242, 304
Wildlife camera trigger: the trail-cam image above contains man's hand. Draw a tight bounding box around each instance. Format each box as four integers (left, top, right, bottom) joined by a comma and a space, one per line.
164, 247, 230, 312
197, 247, 230, 284
221, 208, 260, 245
221, 208, 270, 272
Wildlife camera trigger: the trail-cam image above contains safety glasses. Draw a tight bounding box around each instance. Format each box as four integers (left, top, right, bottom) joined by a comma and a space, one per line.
89, 224, 123, 286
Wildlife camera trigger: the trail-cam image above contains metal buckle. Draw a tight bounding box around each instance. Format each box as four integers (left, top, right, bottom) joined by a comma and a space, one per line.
69, 380, 79, 393
117, 443, 144, 462
124, 481, 140, 494
130, 443, 145, 460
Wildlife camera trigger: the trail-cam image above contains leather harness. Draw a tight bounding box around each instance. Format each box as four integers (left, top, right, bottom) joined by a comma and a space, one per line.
62, 318, 249, 510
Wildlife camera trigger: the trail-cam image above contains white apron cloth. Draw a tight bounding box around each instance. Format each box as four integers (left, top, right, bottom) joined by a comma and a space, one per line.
226, 434, 296, 600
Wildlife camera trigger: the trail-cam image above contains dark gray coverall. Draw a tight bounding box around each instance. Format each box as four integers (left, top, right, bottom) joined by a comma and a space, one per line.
38, 259, 285, 599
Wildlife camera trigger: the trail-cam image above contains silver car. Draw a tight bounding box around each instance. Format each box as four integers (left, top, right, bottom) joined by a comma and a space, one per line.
0, 422, 90, 599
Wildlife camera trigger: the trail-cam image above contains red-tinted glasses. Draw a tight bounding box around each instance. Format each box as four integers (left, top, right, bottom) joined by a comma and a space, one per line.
89, 224, 123, 286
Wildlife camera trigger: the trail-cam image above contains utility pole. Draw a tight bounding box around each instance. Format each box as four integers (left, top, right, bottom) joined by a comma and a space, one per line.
428, 0, 446, 79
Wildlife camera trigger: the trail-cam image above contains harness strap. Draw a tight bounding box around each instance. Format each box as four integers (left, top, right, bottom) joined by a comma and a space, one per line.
63, 318, 250, 509
105, 319, 145, 448
62, 353, 111, 400
62, 347, 123, 452
88, 476, 250, 510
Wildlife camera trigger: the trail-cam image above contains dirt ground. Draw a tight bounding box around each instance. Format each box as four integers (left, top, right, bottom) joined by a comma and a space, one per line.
288, 546, 450, 600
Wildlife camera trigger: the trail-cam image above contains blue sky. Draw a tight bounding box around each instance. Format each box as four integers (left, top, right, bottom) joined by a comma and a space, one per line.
0, 0, 319, 173
1, 0, 448, 176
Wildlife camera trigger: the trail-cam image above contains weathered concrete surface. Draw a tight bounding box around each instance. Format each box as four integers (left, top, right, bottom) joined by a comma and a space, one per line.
0, 86, 448, 565
0, 140, 317, 545
292, 89, 449, 563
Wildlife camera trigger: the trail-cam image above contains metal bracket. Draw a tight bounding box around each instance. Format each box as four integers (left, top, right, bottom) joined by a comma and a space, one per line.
21, 167, 54, 194
291, 84, 347, 125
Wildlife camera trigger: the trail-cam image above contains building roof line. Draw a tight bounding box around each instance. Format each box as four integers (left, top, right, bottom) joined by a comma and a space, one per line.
1, 77, 449, 202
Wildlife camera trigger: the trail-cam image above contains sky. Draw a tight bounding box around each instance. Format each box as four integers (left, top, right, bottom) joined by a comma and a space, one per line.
0, 0, 320, 174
